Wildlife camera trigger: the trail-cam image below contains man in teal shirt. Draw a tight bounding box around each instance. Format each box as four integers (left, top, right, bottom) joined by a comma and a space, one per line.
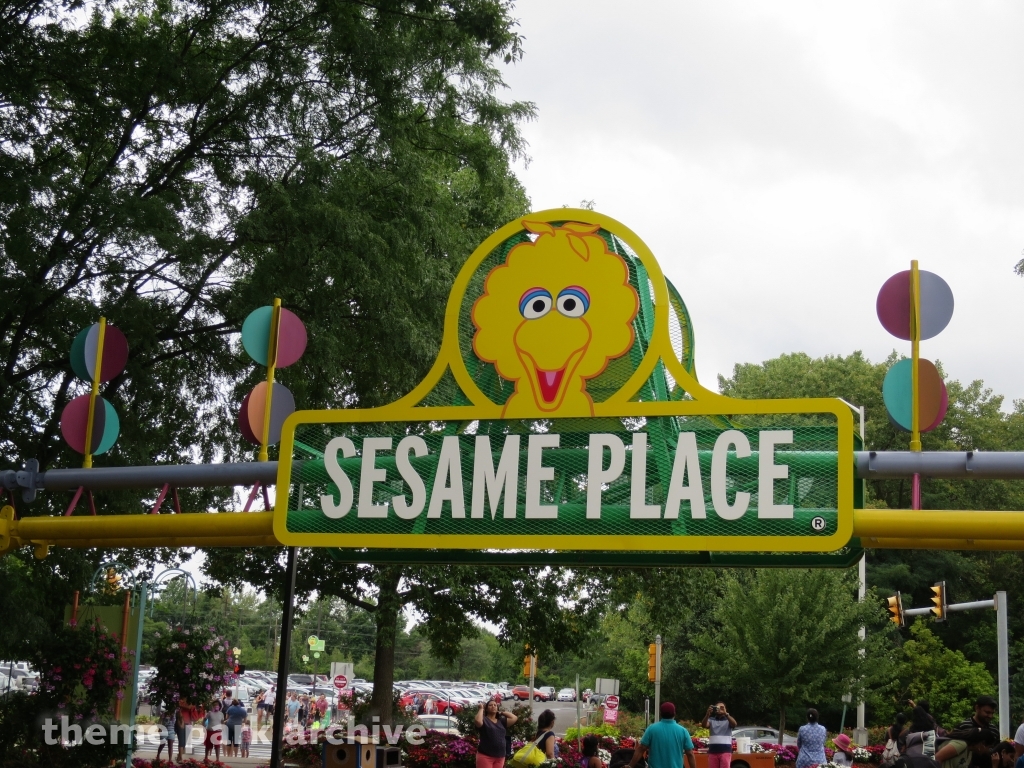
630, 703, 697, 768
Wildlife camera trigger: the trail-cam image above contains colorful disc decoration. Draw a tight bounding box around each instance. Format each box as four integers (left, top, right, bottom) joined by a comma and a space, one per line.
238, 382, 296, 445
882, 358, 948, 433
876, 270, 954, 341
241, 306, 307, 368
70, 323, 129, 383
60, 394, 121, 455
238, 301, 307, 449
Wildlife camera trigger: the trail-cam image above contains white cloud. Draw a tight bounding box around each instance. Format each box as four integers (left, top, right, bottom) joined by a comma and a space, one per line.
503, 0, 1024, 402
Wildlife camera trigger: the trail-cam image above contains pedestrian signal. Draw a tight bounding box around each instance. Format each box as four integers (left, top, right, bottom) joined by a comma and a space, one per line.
886, 592, 904, 627
930, 581, 947, 622
234, 664, 246, 675
648, 643, 657, 682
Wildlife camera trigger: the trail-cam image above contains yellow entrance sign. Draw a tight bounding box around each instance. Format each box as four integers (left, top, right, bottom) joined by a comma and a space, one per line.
273, 210, 855, 552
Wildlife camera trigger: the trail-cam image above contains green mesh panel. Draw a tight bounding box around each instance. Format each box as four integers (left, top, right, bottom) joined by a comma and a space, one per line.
284, 415, 839, 540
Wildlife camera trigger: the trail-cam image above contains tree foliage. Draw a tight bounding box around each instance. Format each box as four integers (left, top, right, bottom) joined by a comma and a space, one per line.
0, 0, 533, 668
686, 568, 886, 739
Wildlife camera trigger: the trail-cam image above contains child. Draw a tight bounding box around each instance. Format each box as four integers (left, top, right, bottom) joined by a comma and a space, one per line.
155, 705, 176, 763
241, 717, 252, 758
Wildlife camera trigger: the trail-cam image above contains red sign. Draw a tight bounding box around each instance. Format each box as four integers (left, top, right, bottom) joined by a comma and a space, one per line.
603, 708, 619, 724
604, 695, 619, 710
334, 675, 349, 690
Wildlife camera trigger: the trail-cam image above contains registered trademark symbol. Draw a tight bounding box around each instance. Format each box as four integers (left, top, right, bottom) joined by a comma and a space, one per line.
811, 516, 826, 532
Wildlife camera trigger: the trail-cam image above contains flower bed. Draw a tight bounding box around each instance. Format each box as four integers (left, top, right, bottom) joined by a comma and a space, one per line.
130, 759, 231, 768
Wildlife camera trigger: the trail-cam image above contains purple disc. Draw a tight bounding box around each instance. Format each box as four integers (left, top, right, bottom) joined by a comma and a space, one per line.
876, 270, 954, 341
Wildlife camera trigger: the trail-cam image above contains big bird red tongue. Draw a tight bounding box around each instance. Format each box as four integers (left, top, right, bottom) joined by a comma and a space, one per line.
537, 367, 565, 403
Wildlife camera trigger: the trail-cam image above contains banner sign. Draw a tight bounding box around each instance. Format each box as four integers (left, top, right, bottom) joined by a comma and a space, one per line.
274, 210, 854, 552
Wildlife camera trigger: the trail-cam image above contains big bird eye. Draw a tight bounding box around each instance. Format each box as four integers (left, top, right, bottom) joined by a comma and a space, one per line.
519, 288, 552, 319
556, 286, 590, 317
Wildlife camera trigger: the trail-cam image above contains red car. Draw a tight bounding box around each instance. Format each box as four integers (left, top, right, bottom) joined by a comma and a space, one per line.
511, 685, 549, 701
399, 689, 466, 715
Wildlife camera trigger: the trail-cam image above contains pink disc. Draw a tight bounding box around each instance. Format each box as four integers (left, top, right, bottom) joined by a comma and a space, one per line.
275, 308, 308, 368
238, 390, 259, 444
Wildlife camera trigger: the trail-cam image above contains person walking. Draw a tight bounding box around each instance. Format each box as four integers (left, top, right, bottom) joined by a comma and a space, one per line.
225, 698, 247, 758
176, 697, 204, 762
204, 701, 225, 763
156, 705, 176, 763
702, 701, 737, 768
474, 699, 518, 768
241, 717, 253, 759
254, 690, 265, 729
795, 709, 827, 768
629, 702, 697, 768
287, 692, 300, 725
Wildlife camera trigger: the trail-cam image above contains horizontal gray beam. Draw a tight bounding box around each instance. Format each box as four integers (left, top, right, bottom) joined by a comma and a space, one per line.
4, 449, 1024, 501
947, 599, 995, 612
856, 450, 1024, 479
2, 462, 277, 498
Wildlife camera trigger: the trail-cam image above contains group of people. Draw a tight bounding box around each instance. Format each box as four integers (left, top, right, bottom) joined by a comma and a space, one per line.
874, 696, 1009, 768
471, 693, 1024, 768
282, 690, 332, 728
153, 691, 252, 763
474, 700, 564, 768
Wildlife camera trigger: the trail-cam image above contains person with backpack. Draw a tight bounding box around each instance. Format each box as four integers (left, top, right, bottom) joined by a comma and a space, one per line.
882, 713, 907, 766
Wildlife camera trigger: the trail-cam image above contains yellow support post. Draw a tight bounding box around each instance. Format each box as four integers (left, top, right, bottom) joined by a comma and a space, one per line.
258, 299, 282, 463
910, 261, 921, 452
82, 317, 107, 469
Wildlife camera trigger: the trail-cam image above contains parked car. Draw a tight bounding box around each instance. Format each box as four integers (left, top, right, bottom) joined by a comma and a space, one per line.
511, 685, 549, 701
586, 693, 609, 706
732, 726, 798, 746
399, 689, 465, 715
416, 715, 459, 734
538, 687, 555, 700
556, 688, 576, 702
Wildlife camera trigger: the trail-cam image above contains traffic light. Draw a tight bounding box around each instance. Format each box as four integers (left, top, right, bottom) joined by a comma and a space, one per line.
930, 581, 947, 622
522, 651, 536, 677
648, 643, 657, 682
234, 664, 246, 675
886, 592, 905, 627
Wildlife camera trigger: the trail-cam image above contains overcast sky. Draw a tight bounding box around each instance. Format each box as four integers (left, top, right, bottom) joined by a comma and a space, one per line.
500, 1, 1024, 405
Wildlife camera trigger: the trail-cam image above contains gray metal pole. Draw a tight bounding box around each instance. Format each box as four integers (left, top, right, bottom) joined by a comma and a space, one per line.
654, 634, 662, 718
996, 591, 1009, 740
14, 449, 1024, 498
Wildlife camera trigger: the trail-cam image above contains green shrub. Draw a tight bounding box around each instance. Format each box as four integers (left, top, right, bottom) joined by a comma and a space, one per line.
564, 724, 621, 741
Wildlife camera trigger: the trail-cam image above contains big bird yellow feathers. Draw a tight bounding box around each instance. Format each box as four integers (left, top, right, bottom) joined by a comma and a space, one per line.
472, 221, 639, 417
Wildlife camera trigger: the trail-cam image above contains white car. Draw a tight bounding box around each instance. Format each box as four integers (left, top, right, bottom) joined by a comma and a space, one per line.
556, 688, 576, 702
417, 714, 459, 734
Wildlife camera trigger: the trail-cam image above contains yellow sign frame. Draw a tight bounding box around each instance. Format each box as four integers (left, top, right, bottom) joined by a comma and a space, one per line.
273, 209, 854, 552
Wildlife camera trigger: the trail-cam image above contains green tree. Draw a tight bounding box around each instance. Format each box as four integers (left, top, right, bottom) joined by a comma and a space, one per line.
719, 352, 1024, 686
203, 551, 610, 723
687, 568, 889, 740
0, 0, 532, 662
887, 620, 995, 728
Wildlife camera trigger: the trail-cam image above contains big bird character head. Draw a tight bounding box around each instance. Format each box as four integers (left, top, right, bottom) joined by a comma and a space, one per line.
472, 221, 639, 417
